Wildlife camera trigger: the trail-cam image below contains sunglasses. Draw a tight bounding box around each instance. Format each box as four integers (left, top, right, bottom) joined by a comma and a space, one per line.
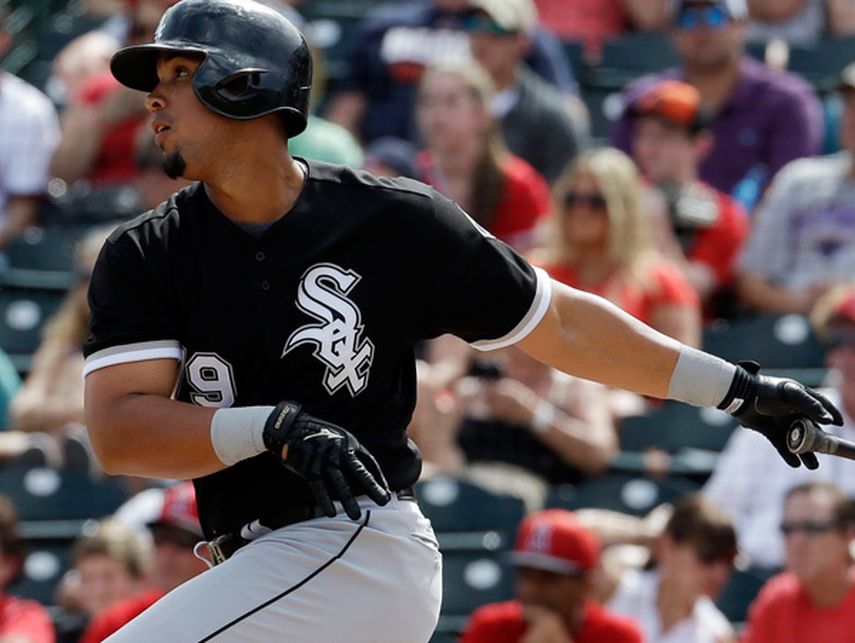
463, 14, 517, 36
676, 5, 729, 30
780, 520, 840, 536
564, 191, 607, 210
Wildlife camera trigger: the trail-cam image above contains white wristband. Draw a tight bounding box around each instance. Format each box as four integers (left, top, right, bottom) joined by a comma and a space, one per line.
531, 402, 555, 434
210, 406, 274, 466
667, 345, 736, 409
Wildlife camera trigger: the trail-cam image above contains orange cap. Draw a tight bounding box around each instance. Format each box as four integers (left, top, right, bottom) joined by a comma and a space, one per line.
631, 80, 707, 132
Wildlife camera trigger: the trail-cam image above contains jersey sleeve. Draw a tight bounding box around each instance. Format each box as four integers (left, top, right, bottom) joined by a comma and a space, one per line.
413, 191, 551, 351
83, 227, 182, 377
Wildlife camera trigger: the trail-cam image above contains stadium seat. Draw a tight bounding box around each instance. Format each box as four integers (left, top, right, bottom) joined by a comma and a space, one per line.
788, 37, 855, 90
7, 225, 90, 272
0, 286, 65, 371
440, 548, 515, 623
416, 476, 526, 533
715, 566, 776, 624
546, 473, 699, 516
599, 33, 679, 76
11, 539, 72, 606
702, 314, 826, 370
0, 466, 127, 521
619, 401, 738, 453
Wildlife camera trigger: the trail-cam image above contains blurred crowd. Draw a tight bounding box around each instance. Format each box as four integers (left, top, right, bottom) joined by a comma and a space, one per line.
1, 0, 855, 640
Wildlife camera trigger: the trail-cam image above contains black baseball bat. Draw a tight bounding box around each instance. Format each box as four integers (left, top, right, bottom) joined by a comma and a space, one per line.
787, 419, 855, 461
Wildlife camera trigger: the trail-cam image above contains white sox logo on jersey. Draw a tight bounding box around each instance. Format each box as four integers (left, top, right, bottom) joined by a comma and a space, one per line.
283, 263, 375, 396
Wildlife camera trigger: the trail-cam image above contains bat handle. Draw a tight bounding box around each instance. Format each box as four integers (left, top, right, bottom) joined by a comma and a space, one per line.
787, 418, 838, 456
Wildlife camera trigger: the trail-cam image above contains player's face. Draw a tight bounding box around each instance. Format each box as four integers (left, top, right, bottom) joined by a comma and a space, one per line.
515, 566, 587, 620
146, 53, 232, 180
632, 118, 696, 184
782, 490, 852, 585
416, 72, 490, 154
560, 171, 610, 251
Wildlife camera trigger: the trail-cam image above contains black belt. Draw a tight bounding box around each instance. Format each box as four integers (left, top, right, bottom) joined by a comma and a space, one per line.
204, 487, 417, 565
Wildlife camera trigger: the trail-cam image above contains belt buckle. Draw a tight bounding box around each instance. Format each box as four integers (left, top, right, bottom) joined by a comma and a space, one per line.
207, 534, 231, 566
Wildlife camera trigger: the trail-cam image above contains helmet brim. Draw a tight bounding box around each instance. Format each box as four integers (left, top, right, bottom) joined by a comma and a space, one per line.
111, 43, 207, 92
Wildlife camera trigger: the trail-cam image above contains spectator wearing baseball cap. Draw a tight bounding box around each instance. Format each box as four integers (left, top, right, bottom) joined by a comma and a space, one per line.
629, 79, 749, 317
80, 482, 208, 643
611, 0, 822, 202
736, 61, 855, 315
606, 494, 736, 643
464, 0, 586, 185
461, 509, 643, 643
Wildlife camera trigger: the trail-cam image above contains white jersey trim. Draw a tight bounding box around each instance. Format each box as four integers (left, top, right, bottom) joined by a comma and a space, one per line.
83, 340, 182, 377
472, 267, 552, 352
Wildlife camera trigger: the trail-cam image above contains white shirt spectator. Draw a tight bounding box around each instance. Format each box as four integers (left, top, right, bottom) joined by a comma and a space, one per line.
607, 568, 733, 643
703, 387, 855, 569
738, 152, 855, 292
0, 72, 60, 224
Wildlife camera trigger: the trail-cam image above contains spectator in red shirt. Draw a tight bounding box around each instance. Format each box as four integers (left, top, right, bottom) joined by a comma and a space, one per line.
462, 509, 642, 643
416, 61, 551, 252
0, 493, 55, 643
629, 79, 749, 316
81, 482, 208, 643
535, 147, 701, 346
50, 0, 178, 190
741, 481, 855, 643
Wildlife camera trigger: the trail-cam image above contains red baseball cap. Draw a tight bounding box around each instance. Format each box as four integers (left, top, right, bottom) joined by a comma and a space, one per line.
147, 482, 203, 538
510, 510, 600, 576
631, 80, 709, 133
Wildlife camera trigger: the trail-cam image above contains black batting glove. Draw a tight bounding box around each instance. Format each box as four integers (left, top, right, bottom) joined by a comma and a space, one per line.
718, 361, 843, 469
262, 401, 391, 519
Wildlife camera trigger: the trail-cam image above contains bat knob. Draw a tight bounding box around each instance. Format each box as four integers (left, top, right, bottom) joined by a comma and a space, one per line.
788, 421, 806, 452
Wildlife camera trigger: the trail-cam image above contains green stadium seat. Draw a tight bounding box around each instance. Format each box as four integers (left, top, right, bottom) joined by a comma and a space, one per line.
788, 37, 855, 90
546, 473, 699, 516
702, 314, 826, 370
0, 286, 65, 368
7, 226, 90, 272
715, 566, 775, 624
416, 476, 525, 533
0, 466, 127, 521
11, 539, 72, 605
440, 549, 515, 622
599, 32, 679, 76
619, 401, 738, 453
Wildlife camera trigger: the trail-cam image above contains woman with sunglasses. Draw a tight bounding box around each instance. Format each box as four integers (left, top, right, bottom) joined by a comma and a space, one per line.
415, 61, 551, 253
535, 147, 702, 347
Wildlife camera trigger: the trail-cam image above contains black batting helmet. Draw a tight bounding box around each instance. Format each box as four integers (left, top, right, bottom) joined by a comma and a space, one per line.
110, 0, 312, 136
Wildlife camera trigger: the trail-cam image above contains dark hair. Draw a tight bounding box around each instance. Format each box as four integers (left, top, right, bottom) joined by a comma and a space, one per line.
0, 493, 27, 586
785, 482, 855, 529
665, 494, 737, 562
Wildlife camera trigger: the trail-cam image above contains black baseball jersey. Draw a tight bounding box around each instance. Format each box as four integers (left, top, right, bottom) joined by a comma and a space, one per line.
84, 159, 551, 538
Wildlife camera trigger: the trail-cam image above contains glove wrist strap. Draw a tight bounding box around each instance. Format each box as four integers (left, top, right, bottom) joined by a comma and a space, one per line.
261, 401, 302, 456
718, 365, 757, 415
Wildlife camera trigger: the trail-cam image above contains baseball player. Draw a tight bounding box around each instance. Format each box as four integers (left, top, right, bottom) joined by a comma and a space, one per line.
82, 0, 842, 641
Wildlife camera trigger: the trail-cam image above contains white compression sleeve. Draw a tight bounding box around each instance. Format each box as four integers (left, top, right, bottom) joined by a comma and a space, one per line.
210, 406, 274, 466
667, 345, 736, 408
